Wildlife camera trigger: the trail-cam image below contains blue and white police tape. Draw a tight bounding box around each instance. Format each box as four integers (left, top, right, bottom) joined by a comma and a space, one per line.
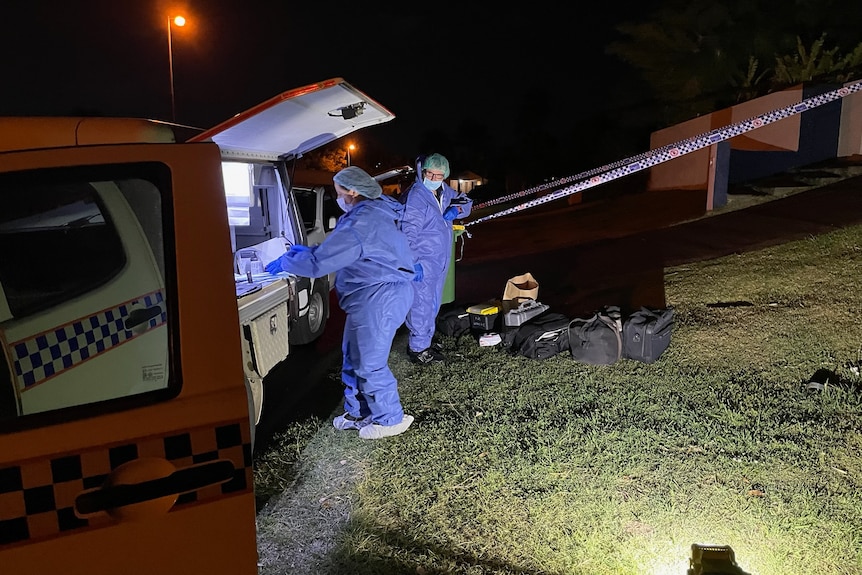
468, 80, 862, 227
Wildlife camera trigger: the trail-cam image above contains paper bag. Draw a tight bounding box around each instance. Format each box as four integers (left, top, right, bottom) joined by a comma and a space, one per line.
503, 272, 539, 301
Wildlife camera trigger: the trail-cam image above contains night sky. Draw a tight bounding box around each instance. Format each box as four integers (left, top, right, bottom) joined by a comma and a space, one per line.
2, 1, 649, 167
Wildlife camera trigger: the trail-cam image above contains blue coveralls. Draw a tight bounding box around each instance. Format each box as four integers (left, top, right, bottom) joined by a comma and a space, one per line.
401, 177, 473, 353
270, 196, 415, 426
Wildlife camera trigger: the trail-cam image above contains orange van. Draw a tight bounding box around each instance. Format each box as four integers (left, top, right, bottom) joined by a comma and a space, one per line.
0, 78, 394, 573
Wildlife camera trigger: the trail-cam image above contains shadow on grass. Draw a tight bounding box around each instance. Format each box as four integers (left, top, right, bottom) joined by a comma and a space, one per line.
322, 522, 555, 575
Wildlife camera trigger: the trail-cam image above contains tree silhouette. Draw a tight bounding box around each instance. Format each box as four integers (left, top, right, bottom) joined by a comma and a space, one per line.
607, 0, 862, 125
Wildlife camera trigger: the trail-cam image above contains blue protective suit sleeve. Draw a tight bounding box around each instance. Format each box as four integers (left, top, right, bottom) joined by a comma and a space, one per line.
265, 244, 312, 274
442, 206, 460, 221
444, 192, 473, 220
273, 227, 362, 279
413, 262, 424, 282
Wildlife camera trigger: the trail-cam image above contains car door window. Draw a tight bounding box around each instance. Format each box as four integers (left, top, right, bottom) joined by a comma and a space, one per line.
0, 164, 175, 422
321, 186, 341, 231
0, 183, 125, 317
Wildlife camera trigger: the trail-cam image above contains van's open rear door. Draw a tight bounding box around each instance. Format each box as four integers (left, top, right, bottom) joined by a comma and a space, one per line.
190, 77, 396, 161
0, 126, 258, 574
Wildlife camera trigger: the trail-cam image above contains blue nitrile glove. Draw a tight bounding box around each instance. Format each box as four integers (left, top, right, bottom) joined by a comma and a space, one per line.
265, 258, 283, 274
265, 245, 310, 274
413, 262, 424, 282
443, 206, 460, 222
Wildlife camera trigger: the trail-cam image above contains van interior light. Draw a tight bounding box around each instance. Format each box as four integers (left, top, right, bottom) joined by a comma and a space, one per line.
222, 162, 253, 197
222, 162, 254, 226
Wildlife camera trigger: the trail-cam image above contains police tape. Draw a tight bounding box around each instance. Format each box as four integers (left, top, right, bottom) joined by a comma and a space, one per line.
466, 80, 862, 227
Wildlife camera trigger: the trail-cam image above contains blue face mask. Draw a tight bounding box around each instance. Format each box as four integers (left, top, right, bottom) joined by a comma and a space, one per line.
336, 197, 353, 212
423, 178, 443, 191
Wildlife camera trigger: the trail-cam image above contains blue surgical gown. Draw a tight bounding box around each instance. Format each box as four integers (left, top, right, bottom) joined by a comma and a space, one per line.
272, 195, 415, 425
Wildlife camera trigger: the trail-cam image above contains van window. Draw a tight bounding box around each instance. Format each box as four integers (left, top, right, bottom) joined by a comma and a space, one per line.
293, 187, 318, 231
0, 182, 124, 318
228, 162, 302, 251
223, 162, 254, 226
321, 187, 341, 232
293, 185, 341, 235
0, 164, 175, 422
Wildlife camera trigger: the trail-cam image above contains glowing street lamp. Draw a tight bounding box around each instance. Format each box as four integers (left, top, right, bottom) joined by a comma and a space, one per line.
167, 15, 186, 122
346, 143, 356, 166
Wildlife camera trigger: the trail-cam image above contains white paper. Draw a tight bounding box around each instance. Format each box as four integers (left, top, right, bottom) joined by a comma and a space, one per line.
234, 237, 288, 274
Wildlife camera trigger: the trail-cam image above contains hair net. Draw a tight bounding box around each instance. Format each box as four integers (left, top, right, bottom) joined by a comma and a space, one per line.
422, 153, 450, 179
333, 166, 382, 199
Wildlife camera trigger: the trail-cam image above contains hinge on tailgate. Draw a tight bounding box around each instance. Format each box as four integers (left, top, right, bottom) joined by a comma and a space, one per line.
286, 275, 299, 320
242, 324, 258, 375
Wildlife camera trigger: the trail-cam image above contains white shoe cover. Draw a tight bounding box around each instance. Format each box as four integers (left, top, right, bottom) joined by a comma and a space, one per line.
358, 415, 415, 440
333, 412, 372, 430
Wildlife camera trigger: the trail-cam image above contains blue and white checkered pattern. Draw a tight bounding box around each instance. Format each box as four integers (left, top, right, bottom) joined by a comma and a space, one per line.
11, 290, 166, 390
469, 81, 862, 224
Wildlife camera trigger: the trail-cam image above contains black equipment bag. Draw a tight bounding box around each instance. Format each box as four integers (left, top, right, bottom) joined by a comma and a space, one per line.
567, 306, 623, 365
505, 312, 571, 360
621, 307, 674, 363
435, 307, 471, 338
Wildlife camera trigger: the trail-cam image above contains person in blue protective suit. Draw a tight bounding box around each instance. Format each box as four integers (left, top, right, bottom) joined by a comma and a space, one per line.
400, 153, 473, 364
265, 166, 421, 439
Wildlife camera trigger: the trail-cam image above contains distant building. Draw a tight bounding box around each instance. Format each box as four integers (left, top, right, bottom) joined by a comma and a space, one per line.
448, 170, 487, 194
648, 80, 862, 210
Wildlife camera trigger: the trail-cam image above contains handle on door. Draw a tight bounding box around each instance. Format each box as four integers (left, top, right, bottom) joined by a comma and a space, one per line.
75, 459, 235, 515
124, 305, 163, 330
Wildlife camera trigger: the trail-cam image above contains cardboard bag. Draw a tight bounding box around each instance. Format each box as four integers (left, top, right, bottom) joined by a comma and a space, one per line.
503, 272, 539, 301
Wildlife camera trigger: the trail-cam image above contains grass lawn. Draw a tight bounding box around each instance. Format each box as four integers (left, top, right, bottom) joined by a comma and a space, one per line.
254, 223, 862, 575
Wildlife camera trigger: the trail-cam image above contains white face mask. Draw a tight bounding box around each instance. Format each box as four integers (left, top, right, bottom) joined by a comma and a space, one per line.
423, 178, 443, 191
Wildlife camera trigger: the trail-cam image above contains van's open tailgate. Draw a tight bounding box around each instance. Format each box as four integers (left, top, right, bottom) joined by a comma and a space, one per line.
189, 78, 395, 161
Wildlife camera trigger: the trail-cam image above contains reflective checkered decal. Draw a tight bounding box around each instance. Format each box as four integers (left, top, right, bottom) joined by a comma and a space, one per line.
0, 420, 253, 547
10, 290, 166, 390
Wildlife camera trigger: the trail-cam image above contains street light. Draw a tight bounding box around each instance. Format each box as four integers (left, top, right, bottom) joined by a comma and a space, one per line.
346, 143, 356, 166
167, 15, 186, 123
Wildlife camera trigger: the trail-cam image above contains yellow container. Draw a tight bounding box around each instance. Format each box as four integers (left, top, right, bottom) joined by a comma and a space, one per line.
466, 300, 501, 332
